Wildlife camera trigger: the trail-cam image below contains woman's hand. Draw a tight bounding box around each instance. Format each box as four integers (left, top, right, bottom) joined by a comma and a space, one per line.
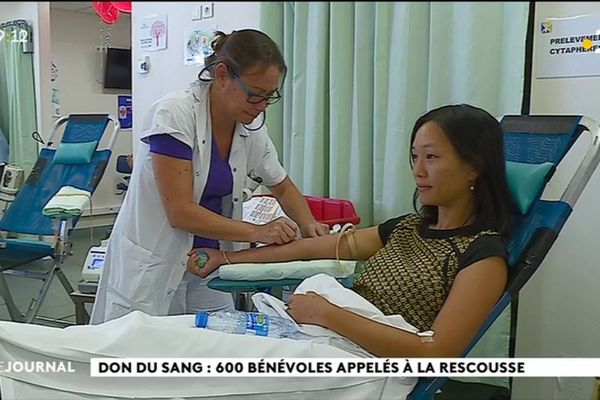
253, 217, 298, 244
186, 248, 224, 278
286, 291, 336, 327
299, 220, 330, 238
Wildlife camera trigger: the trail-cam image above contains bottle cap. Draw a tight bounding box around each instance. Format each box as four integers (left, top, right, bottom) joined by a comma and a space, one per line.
195, 311, 209, 328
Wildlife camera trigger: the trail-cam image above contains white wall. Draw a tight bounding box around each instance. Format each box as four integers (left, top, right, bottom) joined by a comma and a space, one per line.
513, 2, 600, 400
131, 1, 261, 151
49, 8, 132, 218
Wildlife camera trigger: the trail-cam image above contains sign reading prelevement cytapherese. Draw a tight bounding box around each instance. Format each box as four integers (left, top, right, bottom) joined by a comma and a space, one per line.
536, 13, 600, 78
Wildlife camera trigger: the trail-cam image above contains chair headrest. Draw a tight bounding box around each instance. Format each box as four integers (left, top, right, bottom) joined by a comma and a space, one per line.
506, 161, 553, 215
52, 141, 99, 165
501, 115, 584, 215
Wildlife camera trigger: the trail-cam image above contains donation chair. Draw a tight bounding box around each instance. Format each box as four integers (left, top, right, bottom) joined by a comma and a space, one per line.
409, 115, 600, 399
0, 114, 119, 325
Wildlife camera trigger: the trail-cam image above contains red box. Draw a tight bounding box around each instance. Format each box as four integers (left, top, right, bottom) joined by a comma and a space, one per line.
304, 195, 361, 228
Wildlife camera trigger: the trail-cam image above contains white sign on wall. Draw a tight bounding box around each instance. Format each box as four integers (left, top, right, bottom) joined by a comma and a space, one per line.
138, 14, 168, 51
536, 13, 600, 79
183, 27, 217, 66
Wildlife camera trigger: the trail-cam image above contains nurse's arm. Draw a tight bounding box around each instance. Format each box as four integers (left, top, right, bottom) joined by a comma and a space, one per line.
153, 153, 259, 242
268, 177, 329, 236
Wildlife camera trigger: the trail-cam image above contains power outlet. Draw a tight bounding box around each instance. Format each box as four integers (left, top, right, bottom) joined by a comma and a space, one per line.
95, 45, 107, 53
201, 3, 214, 19
191, 6, 202, 21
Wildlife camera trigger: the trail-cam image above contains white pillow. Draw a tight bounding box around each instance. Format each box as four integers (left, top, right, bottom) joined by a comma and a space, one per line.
218, 259, 356, 281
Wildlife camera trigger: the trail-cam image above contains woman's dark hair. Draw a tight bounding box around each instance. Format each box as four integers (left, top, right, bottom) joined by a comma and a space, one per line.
410, 104, 515, 236
200, 29, 287, 82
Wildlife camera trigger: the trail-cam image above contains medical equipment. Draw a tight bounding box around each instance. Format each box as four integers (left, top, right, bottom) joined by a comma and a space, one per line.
0, 114, 119, 325
241, 168, 263, 202
115, 154, 131, 194
0, 164, 24, 219
304, 195, 361, 227
0, 164, 24, 191
79, 244, 107, 292
410, 115, 600, 399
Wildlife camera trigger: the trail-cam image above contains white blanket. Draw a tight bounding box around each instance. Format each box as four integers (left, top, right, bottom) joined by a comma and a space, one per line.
42, 186, 91, 218
0, 309, 416, 399
252, 274, 423, 357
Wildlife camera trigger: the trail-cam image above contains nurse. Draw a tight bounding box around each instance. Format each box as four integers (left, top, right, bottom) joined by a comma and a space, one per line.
91, 29, 328, 324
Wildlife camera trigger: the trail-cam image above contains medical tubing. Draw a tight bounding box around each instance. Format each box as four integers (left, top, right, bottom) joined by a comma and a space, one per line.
221, 250, 232, 264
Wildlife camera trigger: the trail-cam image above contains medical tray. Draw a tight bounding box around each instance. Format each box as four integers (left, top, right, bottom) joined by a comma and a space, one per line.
304, 195, 360, 227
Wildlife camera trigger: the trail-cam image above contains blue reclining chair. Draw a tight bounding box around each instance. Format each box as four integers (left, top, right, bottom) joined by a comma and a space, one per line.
0, 114, 119, 325
409, 115, 600, 399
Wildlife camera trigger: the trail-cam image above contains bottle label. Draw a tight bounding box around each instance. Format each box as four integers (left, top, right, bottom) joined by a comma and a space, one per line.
246, 313, 269, 337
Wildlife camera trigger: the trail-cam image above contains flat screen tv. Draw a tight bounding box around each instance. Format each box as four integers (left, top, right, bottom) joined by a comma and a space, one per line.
104, 47, 131, 90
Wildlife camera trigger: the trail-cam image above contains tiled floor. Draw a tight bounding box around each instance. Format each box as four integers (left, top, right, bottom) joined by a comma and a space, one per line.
0, 226, 111, 326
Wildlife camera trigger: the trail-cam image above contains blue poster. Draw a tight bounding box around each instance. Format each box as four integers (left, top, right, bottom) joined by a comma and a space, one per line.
118, 95, 132, 129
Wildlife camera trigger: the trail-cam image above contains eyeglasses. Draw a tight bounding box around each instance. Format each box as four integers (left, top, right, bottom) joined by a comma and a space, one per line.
227, 66, 282, 105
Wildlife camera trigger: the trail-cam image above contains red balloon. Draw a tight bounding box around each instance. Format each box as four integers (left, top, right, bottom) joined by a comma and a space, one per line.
111, 2, 132, 13
93, 1, 120, 24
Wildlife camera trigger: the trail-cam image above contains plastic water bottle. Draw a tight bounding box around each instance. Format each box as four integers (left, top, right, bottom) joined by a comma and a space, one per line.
195, 310, 298, 339
281, 285, 297, 303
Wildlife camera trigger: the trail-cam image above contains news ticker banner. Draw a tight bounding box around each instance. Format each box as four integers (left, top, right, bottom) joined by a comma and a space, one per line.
90, 358, 600, 378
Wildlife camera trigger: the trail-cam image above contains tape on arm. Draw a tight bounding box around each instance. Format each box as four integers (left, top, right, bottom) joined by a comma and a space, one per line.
335, 223, 358, 261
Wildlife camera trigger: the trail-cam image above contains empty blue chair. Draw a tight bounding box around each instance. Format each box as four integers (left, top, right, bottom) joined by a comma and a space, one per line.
0, 114, 119, 325
409, 115, 600, 399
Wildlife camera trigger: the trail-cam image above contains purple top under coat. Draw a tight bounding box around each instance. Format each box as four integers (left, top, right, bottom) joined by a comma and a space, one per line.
148, 134, 233, 250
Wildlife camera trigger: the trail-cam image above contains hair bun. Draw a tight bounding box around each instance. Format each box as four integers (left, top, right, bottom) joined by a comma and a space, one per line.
211, 30, 228, 52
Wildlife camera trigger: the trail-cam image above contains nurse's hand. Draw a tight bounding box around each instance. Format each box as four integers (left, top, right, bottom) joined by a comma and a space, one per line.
186, 248, 223, 278
253, 217, 298, 244
299, 220, 330, 238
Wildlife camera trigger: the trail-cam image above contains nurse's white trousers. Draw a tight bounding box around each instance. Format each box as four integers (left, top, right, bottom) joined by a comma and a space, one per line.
168, 271, 234, 315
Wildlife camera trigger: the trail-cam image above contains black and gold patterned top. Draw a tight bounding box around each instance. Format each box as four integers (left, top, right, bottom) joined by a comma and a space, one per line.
352, 213, 507, 332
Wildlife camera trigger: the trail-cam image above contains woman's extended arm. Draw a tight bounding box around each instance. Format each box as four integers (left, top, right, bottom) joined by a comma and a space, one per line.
153, 154, 297, 244
186, 225, 384, 278
287, 256, 507, 357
